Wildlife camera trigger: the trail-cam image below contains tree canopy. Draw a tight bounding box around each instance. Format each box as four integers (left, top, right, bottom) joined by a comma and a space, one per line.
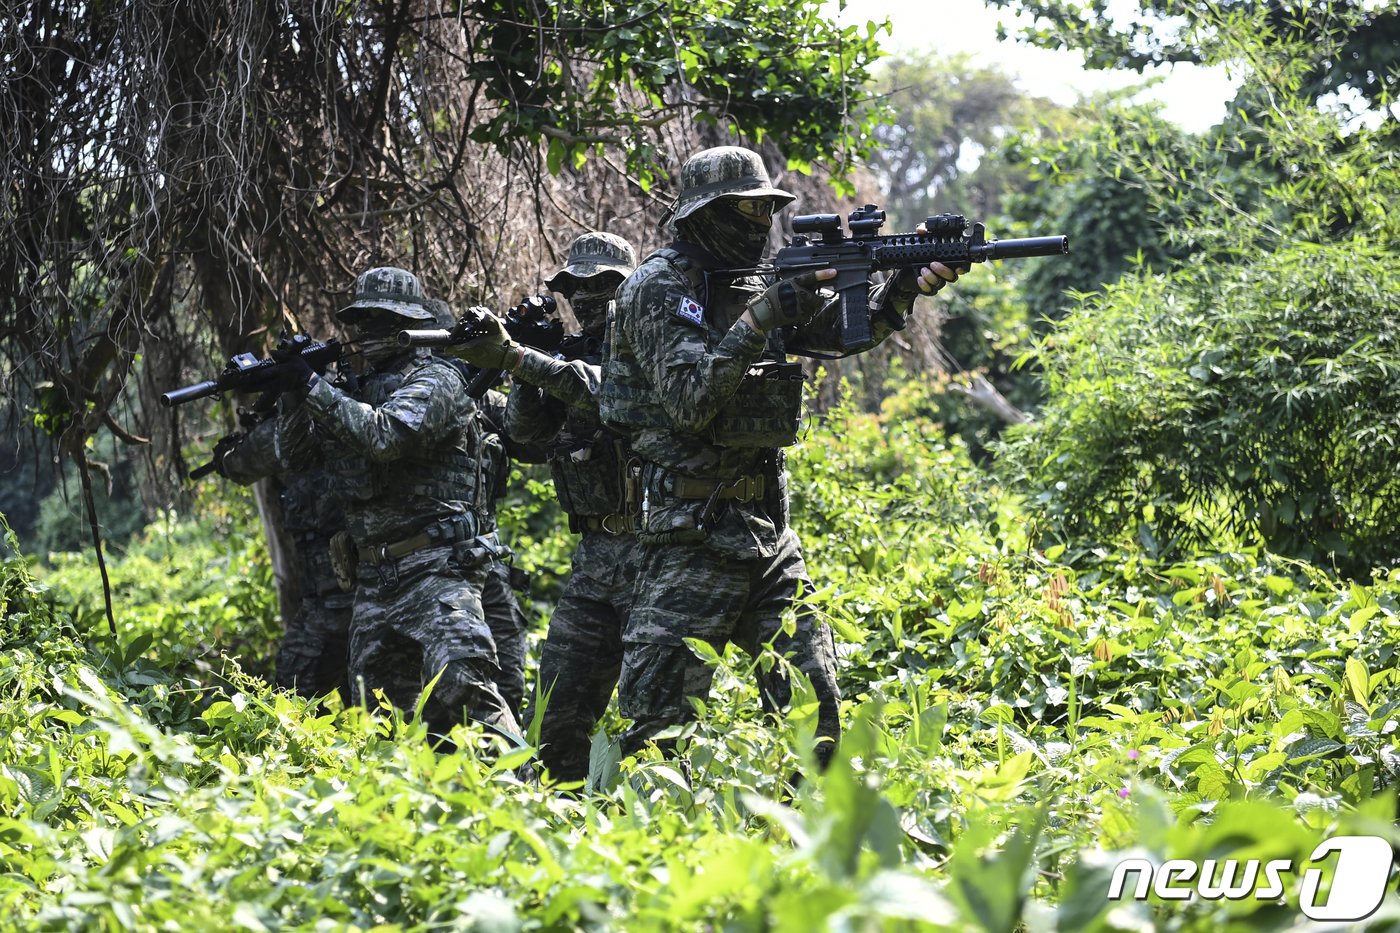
989, 0, 1400, 114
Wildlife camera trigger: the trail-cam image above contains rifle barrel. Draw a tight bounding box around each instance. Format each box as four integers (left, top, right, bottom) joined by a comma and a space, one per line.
981, 235, 1070, 260
160, 380, 221, 408
397, 328, 457, 347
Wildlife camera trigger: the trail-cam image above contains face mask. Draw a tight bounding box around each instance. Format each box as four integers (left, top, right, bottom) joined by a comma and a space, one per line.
569, 276, 620, 337
351, 317, 410, 368
678, 202, 770, 267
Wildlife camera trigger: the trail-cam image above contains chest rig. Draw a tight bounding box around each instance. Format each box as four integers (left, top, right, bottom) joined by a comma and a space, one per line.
601, 247, 805, 448
322, 353, 490, 522
546, 343, 639, 529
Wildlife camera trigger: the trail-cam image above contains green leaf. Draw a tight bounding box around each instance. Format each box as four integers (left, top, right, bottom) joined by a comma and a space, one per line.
1285, 737, 1344, 764
1344, 657, 1369, 706
546, 138, 565, 176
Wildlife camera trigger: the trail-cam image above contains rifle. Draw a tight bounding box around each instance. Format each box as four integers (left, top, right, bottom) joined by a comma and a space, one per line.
163, 334, 342, 479
397, 295, 565, 398
161, 334, 343, 408
725, 205, 1070, 351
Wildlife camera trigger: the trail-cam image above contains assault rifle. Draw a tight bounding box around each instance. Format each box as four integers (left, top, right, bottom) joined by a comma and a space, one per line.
162, 334, 343, 479
725, 205, 1070, 351
397, 295, 565, 398
161, 334, 343, 408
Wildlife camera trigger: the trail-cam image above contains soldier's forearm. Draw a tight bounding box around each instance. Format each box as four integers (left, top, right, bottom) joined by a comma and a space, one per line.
512, 346, 600, 410
504, 384, 566, 445
303, 377, 415, 462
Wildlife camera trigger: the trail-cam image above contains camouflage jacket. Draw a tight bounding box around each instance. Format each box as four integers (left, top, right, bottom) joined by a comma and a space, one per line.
506, 346, 634, 522
267, 349, 508, 546
600, 240, 913, 555
219, 425, 346, 599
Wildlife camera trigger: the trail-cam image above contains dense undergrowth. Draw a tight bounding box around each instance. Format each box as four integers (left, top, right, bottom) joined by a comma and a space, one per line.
4, 386, 1399, 931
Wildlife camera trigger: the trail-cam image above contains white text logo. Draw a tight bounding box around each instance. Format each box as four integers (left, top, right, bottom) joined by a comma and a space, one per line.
1108, 835, 1395, 921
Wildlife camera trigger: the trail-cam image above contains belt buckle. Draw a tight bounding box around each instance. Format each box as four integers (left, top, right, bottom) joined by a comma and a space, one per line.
724, 476, 751, 502
600, 513, 622, 535
375, 545, 399, 590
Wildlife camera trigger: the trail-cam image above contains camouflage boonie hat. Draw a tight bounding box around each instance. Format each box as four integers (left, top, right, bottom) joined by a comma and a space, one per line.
545, 232, 637, 293
337, 266, 436, 324
662, 146, 796, 227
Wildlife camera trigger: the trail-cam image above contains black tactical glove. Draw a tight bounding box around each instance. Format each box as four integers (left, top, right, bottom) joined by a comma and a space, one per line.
746, 272, 828, 333
270, 337, 317, 392
211, 433, 244, 478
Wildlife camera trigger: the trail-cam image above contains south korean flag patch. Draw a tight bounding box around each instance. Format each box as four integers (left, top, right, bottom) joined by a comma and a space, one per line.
675, 295, 706, 329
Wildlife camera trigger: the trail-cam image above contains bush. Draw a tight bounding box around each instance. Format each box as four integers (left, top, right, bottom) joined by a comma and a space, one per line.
1000, 240, 1400, 573
5, 410, 1400, 930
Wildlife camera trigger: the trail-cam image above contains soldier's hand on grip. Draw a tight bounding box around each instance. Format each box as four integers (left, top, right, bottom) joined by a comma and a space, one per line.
270, 337, 317, 392
210, 433, 244, 478
745, 269, 837, 334
440, 308, 522, 371
910, 220, 963, 294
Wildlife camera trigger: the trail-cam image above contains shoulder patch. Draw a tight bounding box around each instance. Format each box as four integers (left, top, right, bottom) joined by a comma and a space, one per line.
675, 295, 706, 329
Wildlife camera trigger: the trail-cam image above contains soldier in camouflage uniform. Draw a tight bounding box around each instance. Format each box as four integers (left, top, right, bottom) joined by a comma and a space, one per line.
250, 267, 524, 737
214, 432, 353, 704
423, 298, 535, 722
444, 231, 639, 782
597, 146, 960, 767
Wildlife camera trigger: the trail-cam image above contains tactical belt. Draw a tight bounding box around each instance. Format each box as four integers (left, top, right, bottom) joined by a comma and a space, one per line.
577, 512, 638, 535
668, 473, 766, 503
356, 515, 481, 566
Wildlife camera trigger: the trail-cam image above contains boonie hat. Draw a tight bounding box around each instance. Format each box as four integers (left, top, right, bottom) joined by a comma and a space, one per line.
337, 266, 436, 324
546, 232, 637, 294
661, 146, 796, 228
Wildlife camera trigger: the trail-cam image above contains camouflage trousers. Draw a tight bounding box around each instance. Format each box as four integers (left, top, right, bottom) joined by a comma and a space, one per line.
530, 531, 636, 782
275, 590, 353, 704
482, 557, 528, 722
619, 526, 841, 767
347, 545, 520, 737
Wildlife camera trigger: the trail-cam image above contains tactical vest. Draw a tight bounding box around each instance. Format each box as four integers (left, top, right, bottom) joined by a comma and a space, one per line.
546, 345, 634, 519
322, 354, 488, 519
601, 247, 805, 448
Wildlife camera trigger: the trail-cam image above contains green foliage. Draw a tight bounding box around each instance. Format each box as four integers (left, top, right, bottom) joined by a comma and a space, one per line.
34, 495, 281, 685
989, 0, 1400, 114
863, 52, 1067, 229
1000, 104, 1213, 324
6, 394, 1400, 928
29, 433, 150, 555
999, 241, 1400, 571
996, 2, 1400, 573
471, 0, 891, 190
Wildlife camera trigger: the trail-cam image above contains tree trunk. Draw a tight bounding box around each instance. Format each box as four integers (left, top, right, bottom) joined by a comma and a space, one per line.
250, 477, 299, 629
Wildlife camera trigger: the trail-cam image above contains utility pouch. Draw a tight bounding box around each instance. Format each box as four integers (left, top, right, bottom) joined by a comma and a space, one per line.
707, 361, 806, 448
328, 530, 357, 592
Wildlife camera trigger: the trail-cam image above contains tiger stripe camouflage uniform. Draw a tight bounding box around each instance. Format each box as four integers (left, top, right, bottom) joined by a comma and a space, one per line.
500, 231, 639, 783
600, 147, 932, 767
473, 387, 534, 721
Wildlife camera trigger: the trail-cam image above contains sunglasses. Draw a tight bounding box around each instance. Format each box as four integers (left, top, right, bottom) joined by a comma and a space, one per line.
731, 198, 777, 220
